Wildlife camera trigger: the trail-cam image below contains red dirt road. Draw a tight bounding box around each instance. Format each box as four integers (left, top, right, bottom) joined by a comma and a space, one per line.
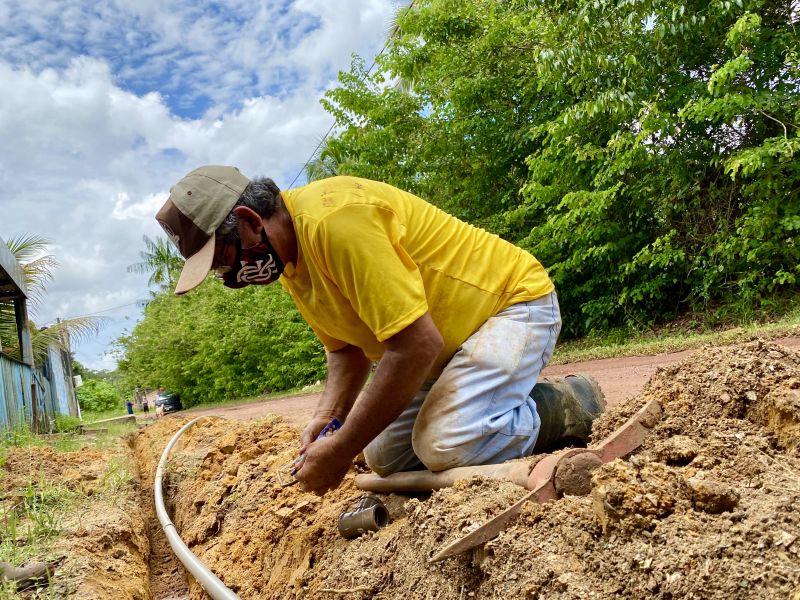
182, 336, 800, 428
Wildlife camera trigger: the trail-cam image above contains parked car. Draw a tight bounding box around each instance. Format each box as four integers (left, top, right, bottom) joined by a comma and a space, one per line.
155, 390, 183, 413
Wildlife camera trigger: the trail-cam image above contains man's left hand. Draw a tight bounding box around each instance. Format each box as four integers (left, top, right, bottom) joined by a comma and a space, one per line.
294, 435, 354, 496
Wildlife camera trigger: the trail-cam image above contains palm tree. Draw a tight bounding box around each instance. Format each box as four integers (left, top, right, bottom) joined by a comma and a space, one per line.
0, 235, 106, 364
305, 136, 356, 182
127, 234, 184, 289
388, 1, 419, 93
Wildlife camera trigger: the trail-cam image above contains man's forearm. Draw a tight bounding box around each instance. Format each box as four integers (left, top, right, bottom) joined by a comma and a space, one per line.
314, 345, 372, 420
332, 313, 444, 456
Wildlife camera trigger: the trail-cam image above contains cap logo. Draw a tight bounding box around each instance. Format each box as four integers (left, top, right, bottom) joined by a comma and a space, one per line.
160, 222, 181, 248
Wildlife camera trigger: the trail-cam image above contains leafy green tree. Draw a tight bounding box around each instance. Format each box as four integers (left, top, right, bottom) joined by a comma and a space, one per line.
116, 279, 326, 405
76, 379, 123, 413
319, 0, 800, 335
305, 136, 357, 182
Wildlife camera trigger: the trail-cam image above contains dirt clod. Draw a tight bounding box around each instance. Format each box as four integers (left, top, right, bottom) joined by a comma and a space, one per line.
653, 435, 700, 465
554, 451, 603, 496
687, 477, 740, 514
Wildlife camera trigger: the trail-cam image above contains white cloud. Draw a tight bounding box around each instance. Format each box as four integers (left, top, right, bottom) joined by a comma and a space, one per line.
0, 0, 403, 370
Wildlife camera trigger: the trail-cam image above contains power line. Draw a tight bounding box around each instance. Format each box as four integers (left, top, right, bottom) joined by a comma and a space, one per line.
287, 0, 415, 189
51, 300, 144, 324
81, 300, 144, 317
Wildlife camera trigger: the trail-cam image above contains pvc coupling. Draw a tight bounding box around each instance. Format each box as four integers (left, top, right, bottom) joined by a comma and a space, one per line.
338, 493, 390, 539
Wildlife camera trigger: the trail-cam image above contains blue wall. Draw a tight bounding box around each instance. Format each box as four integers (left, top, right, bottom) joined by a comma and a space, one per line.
0, 346, 78, 432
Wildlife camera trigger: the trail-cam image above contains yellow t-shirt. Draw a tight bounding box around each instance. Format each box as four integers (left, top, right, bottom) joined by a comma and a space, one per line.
280, 176, 554, 377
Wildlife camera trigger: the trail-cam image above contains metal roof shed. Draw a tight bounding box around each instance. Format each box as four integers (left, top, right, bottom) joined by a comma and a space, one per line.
0, 238, 33, 365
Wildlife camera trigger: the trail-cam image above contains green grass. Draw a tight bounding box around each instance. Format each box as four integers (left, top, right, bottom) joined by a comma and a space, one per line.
80, 408, 127, 423
0, 477, 80, 589
97, 455, 135, 498
552, 304, 800, 364
53, 415, 82, 434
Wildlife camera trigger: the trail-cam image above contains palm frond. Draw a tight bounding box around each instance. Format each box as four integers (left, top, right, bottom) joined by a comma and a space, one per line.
127, 235, 184, 288
4, 234, 53, 264
3, 235, 58, 315
29, 317, 109, 364
0, 304, 18, 351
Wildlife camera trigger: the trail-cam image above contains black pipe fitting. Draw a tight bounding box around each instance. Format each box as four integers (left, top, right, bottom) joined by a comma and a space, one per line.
338, 493, 390, 539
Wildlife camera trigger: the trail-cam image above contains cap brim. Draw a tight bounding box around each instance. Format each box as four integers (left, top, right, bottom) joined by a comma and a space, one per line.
174, 235, 215, 295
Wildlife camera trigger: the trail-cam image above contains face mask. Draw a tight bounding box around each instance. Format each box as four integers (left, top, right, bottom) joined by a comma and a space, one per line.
220, 230, 285, 288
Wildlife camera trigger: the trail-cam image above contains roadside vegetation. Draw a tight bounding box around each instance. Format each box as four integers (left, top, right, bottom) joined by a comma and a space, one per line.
554, 300, 800, 363
0, 421, 138, 598
71, 361, 128, 422
113, 0, 799, 408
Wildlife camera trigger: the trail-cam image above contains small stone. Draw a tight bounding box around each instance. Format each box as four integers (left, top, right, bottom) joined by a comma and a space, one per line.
653, 436, 700, 465
688, 478, 739, 514
775, 531, 797, 547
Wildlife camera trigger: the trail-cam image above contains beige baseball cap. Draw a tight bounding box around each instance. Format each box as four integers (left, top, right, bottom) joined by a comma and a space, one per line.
156, 165, 250, 295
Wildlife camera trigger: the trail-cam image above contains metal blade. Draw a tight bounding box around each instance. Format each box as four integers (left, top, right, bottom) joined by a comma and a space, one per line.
594, 398, 662, 463
429, 450, 567, 562
429, 486, 540, 562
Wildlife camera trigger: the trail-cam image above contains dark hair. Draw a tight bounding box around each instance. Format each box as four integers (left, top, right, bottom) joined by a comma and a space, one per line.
216, 177, 282, 238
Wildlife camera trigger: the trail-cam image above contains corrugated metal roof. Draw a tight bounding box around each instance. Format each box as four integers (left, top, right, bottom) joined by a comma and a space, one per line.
0, 237, 28, 301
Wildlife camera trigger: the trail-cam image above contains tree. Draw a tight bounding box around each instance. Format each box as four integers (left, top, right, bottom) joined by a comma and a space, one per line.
76, 379, 123, 413
115, 279, 327, 405
127, 234, 184, 290
319, 0, 800, 335
305, 136, 357, 182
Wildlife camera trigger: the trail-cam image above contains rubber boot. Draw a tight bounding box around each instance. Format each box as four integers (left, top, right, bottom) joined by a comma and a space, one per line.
531, 374, 607, 451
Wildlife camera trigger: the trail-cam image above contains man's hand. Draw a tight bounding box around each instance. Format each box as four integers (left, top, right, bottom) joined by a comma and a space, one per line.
300, 415, 337, 451
295, 313, 443, 495
294, 435, 354, 496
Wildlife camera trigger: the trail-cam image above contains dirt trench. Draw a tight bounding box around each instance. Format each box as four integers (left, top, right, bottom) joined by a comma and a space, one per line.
8, 339, 799, 599
125, 339, 800, 600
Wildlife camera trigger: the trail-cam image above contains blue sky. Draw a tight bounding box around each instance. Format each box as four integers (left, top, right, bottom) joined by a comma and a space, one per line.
0, 0, 402, 370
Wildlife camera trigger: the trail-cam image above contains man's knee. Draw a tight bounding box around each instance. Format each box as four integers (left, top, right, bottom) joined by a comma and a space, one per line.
364, 436, 422, 477
363, 443, 395, 477
412, 425, 476, 472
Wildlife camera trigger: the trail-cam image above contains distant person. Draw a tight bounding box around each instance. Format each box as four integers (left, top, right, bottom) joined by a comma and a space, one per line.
126, 400, 134, 415
142, 398, 150, 416
157, 166, 602, 496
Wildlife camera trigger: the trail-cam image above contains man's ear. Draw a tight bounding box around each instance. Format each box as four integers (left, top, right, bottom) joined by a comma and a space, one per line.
232, 206, 264, 242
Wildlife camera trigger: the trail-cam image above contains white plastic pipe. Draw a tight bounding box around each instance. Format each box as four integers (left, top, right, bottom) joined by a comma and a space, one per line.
154, 417, 240, 600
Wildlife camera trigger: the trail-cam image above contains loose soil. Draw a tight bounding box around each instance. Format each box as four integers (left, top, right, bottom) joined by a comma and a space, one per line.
0, 442, 151, 599
4, 338, 800, 598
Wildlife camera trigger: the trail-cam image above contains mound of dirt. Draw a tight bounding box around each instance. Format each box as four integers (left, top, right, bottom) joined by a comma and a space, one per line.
1, 444, 151, 599
137, 340, 800, 599
2, 446, 110, 495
